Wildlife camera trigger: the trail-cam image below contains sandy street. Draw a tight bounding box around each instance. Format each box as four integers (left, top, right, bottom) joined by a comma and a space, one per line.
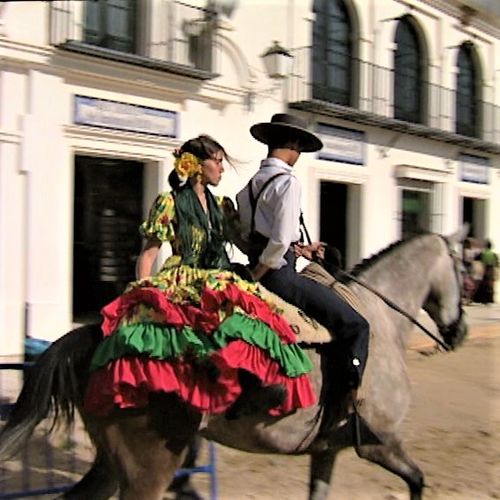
1, 330, 499, 500
192, 335, 500, 500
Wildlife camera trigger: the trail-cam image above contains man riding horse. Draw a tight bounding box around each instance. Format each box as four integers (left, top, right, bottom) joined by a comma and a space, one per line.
236, 113, 370, 413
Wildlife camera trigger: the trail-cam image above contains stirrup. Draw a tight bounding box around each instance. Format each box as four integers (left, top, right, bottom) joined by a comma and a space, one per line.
312, 411, 383, 452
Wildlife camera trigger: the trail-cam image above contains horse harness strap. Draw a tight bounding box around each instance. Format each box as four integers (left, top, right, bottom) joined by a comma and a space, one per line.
248, 172, 286, 236
338, 267, 451, 351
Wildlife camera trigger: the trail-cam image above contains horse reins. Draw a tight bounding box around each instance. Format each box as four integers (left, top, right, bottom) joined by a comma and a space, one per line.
249, 173, 452, 351
299, 217, 452, 352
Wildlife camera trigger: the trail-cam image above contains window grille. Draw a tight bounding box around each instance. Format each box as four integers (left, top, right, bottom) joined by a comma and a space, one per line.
394, 17, 423, 124
456, 43, 480, 138
312, 0, 354, 106
84, 0, 137, 54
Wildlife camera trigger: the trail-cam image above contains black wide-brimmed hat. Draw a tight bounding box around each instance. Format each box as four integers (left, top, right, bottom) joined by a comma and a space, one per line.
250, 113, 323, 153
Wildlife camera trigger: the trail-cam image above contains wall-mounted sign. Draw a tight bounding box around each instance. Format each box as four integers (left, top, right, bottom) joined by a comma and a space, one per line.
459, 153, 490, 184
74, 95, 177, 137
316, 123, 365, 165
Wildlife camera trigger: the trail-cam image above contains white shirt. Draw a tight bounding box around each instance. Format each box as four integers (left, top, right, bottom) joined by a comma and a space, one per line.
236, 157, 301, 269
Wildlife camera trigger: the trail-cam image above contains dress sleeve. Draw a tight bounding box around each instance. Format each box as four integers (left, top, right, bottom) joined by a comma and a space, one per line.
139, 192, 176, 243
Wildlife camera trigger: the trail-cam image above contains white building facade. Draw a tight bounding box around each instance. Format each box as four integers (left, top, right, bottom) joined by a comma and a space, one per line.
1, 0, 499, 356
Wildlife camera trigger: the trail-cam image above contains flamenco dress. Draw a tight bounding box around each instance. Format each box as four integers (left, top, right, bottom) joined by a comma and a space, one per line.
84, 190, 316, 417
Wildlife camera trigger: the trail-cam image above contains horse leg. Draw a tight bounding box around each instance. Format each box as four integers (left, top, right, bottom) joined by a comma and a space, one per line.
58, 452, 118, 499
169, 435, 203, 499
308, 448, 339, 500
355, 440, 424, 500
103, 395, 202, 500
101, 413, 194, 500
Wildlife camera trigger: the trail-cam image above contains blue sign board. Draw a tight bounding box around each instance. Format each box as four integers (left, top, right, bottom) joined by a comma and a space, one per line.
316, 123, 365, 165
74, 95, 177, 137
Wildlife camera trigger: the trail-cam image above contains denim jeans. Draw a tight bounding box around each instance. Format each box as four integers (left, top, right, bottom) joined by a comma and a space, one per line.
258, 249, 369, 387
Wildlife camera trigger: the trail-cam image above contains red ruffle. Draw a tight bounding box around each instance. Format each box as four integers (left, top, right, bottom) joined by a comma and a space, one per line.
84, 340, 316, 417
101, 283, 297, 344
215, 340, 316, 416
101, 287, 221, 336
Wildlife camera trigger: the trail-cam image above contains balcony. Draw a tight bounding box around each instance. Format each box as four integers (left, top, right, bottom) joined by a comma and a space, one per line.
288, 47, 500, 154
49, 0, 218, 80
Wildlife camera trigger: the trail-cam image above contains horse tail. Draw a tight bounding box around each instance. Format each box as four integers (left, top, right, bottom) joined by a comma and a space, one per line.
0, 323, 102, 459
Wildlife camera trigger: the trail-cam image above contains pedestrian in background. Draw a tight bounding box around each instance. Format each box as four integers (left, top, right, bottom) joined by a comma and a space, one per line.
462, 238, 478, 304
474, 239, 499, 304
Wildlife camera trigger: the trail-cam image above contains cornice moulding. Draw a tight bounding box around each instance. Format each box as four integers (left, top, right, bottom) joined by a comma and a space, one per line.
0, 130, 22, 144
2, 43, 246, 109
64, 125, 178, 160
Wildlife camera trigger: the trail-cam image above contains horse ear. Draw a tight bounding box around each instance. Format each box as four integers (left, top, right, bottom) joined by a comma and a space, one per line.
445, 223, 470, 246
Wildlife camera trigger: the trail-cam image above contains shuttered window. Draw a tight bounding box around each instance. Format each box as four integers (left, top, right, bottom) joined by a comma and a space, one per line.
394, 17, 423, 124
312, 0, 354, 105
456, 43, 480, 138
84, 0, 137, 53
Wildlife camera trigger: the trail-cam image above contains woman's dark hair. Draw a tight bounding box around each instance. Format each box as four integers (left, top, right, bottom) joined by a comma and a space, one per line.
168, 169, 184, 190
175, 134, 228, 163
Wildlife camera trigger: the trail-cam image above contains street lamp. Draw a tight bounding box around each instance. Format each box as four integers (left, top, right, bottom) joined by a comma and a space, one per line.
261, 41, 293, 79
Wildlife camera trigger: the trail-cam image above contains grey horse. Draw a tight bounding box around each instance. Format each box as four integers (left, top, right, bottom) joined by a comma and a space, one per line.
0, 229, 468, 500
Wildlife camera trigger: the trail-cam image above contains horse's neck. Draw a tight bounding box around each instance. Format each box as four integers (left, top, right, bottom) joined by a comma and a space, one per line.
355, 236, 441, 323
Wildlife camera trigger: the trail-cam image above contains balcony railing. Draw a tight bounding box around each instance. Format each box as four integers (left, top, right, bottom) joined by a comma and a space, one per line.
49, 0, 217, 79
288, 47, 499, 149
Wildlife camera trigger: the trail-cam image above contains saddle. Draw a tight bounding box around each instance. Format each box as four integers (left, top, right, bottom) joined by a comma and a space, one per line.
257, 261, 366, 344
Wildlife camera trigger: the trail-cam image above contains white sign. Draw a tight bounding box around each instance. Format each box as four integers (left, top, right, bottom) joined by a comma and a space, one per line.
459, 153, 490, 184
316, 123, 365, 165
75, 96, 177, 137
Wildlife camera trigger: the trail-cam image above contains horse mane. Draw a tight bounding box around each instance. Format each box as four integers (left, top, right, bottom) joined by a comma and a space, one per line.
345, 232, 431, 282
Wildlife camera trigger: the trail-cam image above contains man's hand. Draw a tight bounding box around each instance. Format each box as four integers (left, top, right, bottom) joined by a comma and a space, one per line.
250, 262, 271, 281
293, 242, 325, 261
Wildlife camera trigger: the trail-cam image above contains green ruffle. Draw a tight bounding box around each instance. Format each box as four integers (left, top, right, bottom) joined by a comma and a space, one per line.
89, 313, 312, 377
90, 323, 215, 371
212, 313, 313, 377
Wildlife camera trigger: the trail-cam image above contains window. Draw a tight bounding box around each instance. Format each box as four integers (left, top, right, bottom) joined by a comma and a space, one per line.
401, 189, 430, 238
398, 179, 435, 239
84, 0, 137, 53
312, 0, 354, 106
456, 43, 480, 138
394, 17, 423, 123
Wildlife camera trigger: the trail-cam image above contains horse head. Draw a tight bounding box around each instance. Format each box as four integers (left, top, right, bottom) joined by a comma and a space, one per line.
422, 225, 469, 350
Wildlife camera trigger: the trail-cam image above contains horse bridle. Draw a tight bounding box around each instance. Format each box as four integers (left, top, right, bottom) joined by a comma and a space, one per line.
431, 235, 466, 348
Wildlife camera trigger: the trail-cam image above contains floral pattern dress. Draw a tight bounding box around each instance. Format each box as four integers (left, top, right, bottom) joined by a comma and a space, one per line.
84, 191, 316, 417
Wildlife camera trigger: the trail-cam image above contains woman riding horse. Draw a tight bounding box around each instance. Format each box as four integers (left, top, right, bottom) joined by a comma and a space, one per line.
84, 134, 316, 420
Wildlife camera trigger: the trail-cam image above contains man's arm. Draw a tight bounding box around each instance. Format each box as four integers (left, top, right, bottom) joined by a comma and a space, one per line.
250, 262, 271, 281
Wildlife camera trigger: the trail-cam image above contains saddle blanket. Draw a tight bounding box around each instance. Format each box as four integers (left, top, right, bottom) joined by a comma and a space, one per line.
257, 262, 365, 344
